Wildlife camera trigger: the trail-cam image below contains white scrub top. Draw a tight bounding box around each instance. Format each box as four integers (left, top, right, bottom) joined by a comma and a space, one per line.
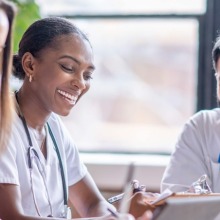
161, 108, 220, 193
0, 112, 87, 217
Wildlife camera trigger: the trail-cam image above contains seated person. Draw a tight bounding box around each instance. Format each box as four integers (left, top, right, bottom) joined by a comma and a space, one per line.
161, 35, 220, 193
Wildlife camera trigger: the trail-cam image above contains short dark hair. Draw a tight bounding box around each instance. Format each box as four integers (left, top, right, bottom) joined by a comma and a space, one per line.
13, 17, 90, 79
212, 36, 220, 71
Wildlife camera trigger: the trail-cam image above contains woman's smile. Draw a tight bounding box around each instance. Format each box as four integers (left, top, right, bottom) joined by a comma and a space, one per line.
57, 89, 78, 105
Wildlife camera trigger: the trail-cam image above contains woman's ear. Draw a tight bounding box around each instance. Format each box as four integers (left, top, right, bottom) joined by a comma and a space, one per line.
21, 52, 36, 81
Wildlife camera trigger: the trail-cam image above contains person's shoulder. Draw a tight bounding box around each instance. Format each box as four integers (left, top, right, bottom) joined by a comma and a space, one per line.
7, 111, 26, 150
11, 110, 24, 131
188, 108, 220, 125
191, 108, 220, 118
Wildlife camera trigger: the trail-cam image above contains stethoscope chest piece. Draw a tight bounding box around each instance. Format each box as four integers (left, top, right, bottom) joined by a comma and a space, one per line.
62, 205, 72, 219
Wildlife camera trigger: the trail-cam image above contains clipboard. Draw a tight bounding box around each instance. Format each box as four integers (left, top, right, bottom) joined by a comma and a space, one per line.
152, 195, 220, 220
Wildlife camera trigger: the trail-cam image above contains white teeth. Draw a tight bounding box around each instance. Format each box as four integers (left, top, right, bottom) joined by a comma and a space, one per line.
57, 89, 77, 103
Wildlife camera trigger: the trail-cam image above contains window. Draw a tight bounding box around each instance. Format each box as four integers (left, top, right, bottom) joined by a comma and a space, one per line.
61, 18, 198, 154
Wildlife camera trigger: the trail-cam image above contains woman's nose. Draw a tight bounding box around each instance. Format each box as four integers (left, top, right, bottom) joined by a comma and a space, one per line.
71, 74, 86, 91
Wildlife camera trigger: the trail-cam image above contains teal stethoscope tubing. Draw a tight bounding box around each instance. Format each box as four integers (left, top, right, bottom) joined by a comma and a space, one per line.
15, 92, 68, 217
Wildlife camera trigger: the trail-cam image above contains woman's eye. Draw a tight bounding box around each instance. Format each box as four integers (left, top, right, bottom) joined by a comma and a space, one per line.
84, 73, 93, 81
61, 64, 73, 72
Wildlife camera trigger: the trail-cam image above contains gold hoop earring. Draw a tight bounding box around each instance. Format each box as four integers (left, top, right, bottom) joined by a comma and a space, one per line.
29, 75, 32, 83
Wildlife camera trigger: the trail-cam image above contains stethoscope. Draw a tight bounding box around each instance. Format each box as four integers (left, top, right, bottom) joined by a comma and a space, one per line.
15, 91, 71, 218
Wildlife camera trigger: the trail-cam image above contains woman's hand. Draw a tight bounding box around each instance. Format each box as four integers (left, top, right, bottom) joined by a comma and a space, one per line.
128, 191, 158, 219
136, 210, 153, 220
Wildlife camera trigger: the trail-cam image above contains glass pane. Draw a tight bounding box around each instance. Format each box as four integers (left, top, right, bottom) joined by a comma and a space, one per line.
61, 18, 198, 154
38, 0, 206, 15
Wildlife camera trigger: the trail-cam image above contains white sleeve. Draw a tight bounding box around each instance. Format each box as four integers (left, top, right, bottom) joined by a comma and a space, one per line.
161, 112, 209, 193
0, 127, 20, 185
64, 131, 88, 186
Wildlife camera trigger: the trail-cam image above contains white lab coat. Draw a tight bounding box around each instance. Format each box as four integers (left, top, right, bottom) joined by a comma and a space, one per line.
0, 112, 87, 217
161, 108, 220, 193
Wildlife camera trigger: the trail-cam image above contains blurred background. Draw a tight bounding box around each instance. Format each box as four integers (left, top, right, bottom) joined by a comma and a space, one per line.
10, 0, 219, 193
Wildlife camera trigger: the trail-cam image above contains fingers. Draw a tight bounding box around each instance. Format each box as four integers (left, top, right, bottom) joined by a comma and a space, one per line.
137, 210, 153, 220
132, 180, 146, 193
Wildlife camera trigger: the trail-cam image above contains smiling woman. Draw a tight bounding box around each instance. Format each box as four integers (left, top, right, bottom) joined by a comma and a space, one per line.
2, 17, 100, 219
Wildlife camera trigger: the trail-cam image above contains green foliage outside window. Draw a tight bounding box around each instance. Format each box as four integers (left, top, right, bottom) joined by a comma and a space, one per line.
10, 0, 41, 52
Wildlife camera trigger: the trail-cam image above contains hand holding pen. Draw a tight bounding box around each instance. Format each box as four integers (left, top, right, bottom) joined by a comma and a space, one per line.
107, 163, 154, 219
107, 179, 157, 219
108, 180, 147, 204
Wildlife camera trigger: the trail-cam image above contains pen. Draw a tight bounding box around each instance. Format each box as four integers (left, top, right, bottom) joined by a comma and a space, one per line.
107, 208, 119, 218
108, 193, 124, 204
108, 180, 145, 204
